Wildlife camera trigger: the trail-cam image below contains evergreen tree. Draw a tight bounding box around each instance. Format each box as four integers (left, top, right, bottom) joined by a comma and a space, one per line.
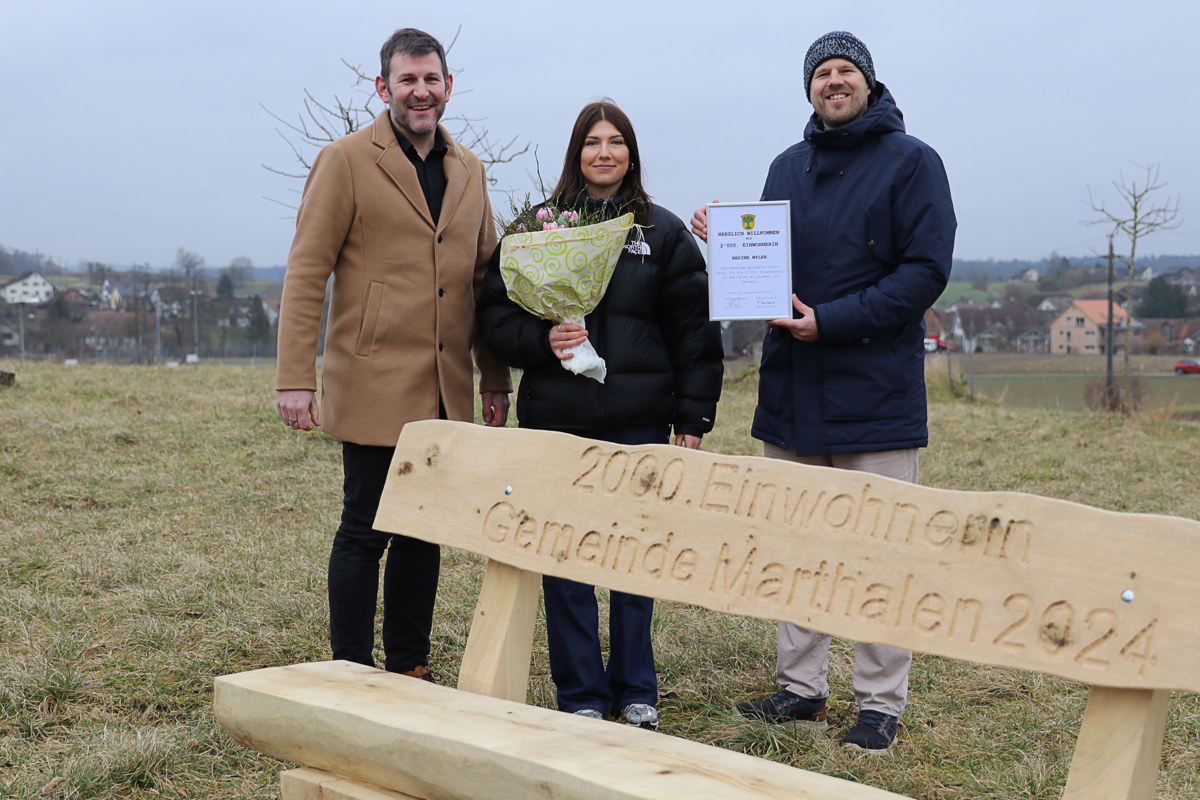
247, 295, 271, 345
1136, 276, 1187, 318
216, 272, 236, 301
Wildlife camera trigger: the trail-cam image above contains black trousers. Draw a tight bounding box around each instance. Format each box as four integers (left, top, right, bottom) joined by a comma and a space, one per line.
327, 441, 440, 673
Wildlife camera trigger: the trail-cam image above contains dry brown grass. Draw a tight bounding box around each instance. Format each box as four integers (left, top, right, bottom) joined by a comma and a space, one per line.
1, 360, 1197, 799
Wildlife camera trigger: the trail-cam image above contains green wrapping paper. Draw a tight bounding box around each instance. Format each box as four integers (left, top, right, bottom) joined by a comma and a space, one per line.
499, 212, 635, 383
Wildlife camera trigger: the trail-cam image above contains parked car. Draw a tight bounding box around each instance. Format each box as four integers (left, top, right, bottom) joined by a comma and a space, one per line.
923, 336, 955, 352
1175, 358, 1200, 375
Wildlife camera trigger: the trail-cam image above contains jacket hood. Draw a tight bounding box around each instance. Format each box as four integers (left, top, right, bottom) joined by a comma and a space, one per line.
804, 81, 905, 147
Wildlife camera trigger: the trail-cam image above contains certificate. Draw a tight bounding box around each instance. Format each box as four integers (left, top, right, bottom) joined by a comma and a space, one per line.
705, 200, 792, 321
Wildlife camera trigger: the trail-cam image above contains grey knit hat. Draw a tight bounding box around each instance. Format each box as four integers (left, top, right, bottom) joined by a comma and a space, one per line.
803, 31, 876, 99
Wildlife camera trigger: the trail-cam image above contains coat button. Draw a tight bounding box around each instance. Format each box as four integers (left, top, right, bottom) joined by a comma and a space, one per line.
438, 342, 444, 351
437, 235, 443, 243
438, 288, 445, 297
862, 338, 870, 344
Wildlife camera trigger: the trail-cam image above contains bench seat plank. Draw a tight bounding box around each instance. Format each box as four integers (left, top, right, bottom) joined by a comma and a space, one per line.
216, 661, 910, 800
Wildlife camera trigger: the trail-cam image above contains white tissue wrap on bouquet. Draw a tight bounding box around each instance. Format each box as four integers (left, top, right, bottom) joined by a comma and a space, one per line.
499, 212, 636, 383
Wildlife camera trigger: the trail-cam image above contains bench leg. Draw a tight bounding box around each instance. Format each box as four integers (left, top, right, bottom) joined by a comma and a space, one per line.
456, 559, 541, 701
1062, 687, 1170, 800
281, 767, 423, 799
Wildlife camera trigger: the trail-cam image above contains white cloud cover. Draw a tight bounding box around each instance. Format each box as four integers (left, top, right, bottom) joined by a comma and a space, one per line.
1, 0, 1195, 270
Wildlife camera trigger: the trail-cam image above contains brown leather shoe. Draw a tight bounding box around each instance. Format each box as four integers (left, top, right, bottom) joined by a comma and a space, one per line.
400, 665, 436, 683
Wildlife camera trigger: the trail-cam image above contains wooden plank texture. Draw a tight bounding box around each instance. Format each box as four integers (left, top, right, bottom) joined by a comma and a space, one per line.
375, 420, 1200, 693
282, 767, 423, 799
1062, 687, 1171, 800
216, 661, 909, 800
455, 560, 540, 700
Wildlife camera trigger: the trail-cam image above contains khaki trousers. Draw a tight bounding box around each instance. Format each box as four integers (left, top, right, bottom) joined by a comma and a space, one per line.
763, 443, 918, 717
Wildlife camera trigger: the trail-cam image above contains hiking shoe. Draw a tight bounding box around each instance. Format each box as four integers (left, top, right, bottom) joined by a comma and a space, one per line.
736, 690, 828, 727
621, 703, 659, 730
400, 665, 435, 683
572, 709, 604, 720
840, 709, 898, 753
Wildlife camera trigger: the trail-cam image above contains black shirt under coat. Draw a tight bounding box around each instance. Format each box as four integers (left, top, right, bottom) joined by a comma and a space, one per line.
391, 121, 448, 225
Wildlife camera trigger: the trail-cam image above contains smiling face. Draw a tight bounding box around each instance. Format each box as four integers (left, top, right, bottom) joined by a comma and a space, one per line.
579, 119, 630, 200
809, 57, 871, 129
375, 51, 452, 150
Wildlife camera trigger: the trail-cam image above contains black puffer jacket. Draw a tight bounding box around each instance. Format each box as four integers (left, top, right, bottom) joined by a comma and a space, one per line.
476, 200, 723, 437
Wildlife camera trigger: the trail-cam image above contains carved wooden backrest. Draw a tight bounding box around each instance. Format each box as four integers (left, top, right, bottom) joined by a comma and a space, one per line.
377, 420, 1199, 695
372, 420, 1200, 800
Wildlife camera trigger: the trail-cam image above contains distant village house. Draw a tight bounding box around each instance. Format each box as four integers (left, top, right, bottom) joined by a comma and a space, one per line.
1048, 300, 1140, 355
1, 271, 54, 305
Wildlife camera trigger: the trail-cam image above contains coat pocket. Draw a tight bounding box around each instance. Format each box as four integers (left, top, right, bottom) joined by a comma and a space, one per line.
822, 336, 905, 421
354, 281, 386, 357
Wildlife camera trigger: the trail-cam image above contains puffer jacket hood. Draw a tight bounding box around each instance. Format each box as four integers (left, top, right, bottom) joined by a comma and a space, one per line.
804, 82, 904, 146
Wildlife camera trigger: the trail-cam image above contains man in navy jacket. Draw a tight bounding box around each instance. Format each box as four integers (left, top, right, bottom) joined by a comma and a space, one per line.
692, 30, 956, 752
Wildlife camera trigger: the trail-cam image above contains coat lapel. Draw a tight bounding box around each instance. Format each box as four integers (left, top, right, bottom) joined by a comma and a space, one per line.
372, 113, 435, 229
439, 133, 469, 233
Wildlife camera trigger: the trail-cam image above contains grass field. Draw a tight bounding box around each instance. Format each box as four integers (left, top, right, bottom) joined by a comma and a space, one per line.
2, 360, 1198, 799
926, 352, 1200, 414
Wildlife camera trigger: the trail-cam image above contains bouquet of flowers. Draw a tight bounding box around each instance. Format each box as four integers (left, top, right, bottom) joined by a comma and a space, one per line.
499, 200, 636, 383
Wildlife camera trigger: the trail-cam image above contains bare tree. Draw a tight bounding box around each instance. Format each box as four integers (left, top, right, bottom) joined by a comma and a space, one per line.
1088, 163, 1182, 413
225, 256, 254, 290
261, 26, 528, 209
175, 248, 205, 293
85, 261, 111, 287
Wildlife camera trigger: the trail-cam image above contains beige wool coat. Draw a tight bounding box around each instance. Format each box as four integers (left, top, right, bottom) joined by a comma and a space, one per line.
276, 113, 511, 446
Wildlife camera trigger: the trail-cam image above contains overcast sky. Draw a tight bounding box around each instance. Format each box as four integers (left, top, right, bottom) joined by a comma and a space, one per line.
1, 0, 1196, 273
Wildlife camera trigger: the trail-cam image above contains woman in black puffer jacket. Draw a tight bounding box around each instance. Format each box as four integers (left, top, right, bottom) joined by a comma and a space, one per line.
476, 100, 723, 730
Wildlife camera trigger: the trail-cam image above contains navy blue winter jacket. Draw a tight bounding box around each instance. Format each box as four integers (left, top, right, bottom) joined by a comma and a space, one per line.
754, 83, 956, 455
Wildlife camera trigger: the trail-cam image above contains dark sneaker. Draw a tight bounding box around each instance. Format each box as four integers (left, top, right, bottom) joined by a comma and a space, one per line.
620, 703, 659, 730
736, 690, 828, 727
840, 709, 898, 753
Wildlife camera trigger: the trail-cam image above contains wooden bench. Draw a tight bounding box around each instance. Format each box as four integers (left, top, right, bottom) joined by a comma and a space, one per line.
215, 419, 1200, 799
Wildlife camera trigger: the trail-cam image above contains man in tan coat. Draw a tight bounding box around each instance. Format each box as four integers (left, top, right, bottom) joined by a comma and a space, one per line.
275, 27, 511, 679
